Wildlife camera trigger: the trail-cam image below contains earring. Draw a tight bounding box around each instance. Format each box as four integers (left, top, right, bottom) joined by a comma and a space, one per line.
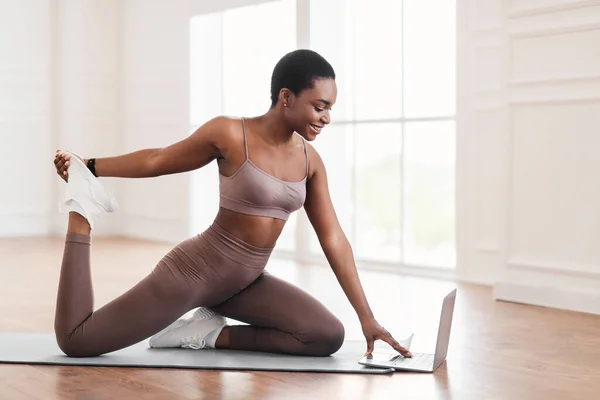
284, 103, 287, 107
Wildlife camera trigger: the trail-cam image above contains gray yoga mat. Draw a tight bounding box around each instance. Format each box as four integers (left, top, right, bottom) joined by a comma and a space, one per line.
0, 333, 392, 374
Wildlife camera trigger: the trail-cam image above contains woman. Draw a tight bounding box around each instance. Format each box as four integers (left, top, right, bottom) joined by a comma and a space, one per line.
53, 49, 412, 359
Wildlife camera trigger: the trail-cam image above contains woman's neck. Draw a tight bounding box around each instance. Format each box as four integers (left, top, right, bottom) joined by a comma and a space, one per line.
251, 107, 295, 146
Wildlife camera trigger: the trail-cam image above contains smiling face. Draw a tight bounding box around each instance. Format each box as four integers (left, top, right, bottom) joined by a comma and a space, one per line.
280, 78, 337, 141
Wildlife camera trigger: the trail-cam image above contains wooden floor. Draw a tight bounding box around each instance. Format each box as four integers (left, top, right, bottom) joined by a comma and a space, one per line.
1, 236, 599, 399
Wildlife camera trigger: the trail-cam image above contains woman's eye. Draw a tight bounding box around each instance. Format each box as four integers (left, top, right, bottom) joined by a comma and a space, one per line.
314, 106, 324, 112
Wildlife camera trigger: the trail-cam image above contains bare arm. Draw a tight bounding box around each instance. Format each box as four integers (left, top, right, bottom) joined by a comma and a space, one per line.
303, 144, 411, 357
303, 146, 374, 323
93, 116, 229, 178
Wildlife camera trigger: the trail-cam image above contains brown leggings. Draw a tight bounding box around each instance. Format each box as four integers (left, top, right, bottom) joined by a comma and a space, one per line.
54, 222, 345, 358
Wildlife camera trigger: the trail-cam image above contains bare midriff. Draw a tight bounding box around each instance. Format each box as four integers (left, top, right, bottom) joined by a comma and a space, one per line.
213, 207, 287, 249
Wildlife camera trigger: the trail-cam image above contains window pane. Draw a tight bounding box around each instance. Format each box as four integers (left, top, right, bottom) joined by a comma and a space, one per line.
308, 123, 355, 254
403, 0, 456, 118
277, 211, 297, 251
190, 1, 296, 238
310, 0, 355, 121
354, 123, 402, 262
353, 0, 403, 120
222, 0, 296, 116
403, 121, 455, 267
190, 14, 222, 235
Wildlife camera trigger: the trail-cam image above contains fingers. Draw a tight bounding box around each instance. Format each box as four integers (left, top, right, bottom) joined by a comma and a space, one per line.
54, 150, 70, 182
380, 329, 413, 357
364, 339, 374, 357
394, 344, 412, 357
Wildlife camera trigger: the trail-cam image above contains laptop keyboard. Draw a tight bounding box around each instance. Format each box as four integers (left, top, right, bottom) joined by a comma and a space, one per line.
392, 353, 433, 368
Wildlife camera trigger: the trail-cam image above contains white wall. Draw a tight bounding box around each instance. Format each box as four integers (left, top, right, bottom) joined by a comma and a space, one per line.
457, 0, 600, 314
118, 0, 288, 243
3, 0, 600, 315
116, 0, 600, 316
0, 0, 121, 237
53, 0, 122, 236
0, 0, 54, 236
118, 0, 192, 243
0, 0, 283, 242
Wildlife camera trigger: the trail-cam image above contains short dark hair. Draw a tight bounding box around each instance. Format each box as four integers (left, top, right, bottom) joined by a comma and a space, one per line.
270, 49, 335, 106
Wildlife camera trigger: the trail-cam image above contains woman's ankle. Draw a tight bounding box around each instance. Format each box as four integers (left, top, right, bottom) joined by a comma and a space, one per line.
215, 326, 230, 349
67, 212, 91, 235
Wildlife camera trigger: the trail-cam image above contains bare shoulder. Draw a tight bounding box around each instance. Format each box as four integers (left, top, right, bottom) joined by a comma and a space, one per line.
200, 115, 242, 142
147, 115, 244, 176
196, 115, 244, 157
304, 141, 326, 180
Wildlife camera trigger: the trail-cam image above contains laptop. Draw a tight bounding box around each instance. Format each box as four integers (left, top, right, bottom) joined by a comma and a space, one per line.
358, 288, 457, 373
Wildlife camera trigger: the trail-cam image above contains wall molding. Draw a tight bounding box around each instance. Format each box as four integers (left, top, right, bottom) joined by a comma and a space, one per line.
473, 103, 503, 111
473, 44, 503, 94
471, 25, 503, 34
118, 214, 190, 244
472, 94, 503, 110
189, 0, 278, 16
476, 244, 501, 253
0, 213, 52, 237
473, 88, 503, 96
507, 23, 600, 85
506, 257, 600, 279
0, 65, 51, 75
508, 0, 600, 19
471, 32, 503, 48
49, 211, 121, 238
124, 74, 183, 84
58, 71, 118, 80
494, 281, 600, 315
0, 115, 49, 122
498, 97, 600, 286
503, 102, 517, 288
508, 75, 600, 88
508, 96, 600, 106
509, 21, 600, 39
469, 0, 503, 33
271, 249, 458, 282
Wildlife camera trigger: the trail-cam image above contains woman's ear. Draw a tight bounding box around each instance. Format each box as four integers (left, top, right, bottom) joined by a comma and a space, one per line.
279, 88, 294, 107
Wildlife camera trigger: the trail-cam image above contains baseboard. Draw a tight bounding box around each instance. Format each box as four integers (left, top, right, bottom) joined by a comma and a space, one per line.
270, 249, 458, 281
49, 212, 122, 237
0, 213, 52, 237
118, 214, 190, 244
455, 267, 497, 286
46, 213, 189, 243
493, 281, 600, 315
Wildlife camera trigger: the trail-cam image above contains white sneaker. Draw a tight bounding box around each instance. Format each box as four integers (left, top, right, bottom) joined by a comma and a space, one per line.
149, 308, 227, 349
59, 151, 118, 229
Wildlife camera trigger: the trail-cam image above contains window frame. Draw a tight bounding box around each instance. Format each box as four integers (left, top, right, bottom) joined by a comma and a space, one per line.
188, 0, 457, 277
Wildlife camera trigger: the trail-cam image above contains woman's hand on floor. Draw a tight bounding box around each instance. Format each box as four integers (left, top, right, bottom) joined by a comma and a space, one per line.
361, 318, 413, 358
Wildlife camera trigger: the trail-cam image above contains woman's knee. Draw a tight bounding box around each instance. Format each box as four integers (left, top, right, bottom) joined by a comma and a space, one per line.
55, 333, 100, 358
301, 317, 345, 356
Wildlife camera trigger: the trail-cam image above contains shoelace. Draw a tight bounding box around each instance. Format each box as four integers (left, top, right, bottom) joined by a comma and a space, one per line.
181, 335, 207, 350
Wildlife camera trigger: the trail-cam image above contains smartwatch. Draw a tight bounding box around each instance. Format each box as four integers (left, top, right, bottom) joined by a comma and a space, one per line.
87, 158, 97, 177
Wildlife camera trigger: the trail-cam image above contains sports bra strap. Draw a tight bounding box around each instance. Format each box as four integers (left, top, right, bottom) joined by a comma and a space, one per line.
302, 138, 309, 176
241, 116, 308, 176
241, 117, 249, 159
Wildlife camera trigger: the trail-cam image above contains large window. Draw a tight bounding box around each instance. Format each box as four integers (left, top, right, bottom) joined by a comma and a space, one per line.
189, 0, 298, 249
190, 0, 456, 269
308, 0, 456, 267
